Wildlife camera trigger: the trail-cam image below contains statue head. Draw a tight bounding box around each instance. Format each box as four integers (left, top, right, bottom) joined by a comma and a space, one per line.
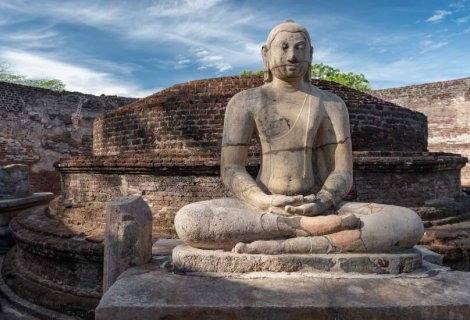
262, 20, 313, 83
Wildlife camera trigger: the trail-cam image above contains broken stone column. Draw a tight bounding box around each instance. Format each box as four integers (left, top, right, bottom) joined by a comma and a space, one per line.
103, 196, 153, 293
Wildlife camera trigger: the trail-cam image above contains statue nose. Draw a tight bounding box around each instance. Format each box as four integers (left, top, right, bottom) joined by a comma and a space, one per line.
287, 56, 298, 63
287, 49, 298, 62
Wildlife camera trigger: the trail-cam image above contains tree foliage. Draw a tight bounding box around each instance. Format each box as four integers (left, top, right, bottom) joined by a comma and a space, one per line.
240, 69, 264, 77
0, 63, 66, 91
310, 63, 371, 92
239, 63, 372, 92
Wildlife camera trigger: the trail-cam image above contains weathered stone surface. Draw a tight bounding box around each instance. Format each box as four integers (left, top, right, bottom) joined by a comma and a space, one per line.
0, 164, 30, 199
96, 259, 470, 320
172, 244, 422, 274
3, 205, 103, 319
103, 196, 152, 293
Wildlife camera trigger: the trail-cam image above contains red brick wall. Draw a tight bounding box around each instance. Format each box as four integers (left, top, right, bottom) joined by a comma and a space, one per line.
0, 81, 135, 193
372, 78, 470, 186
93, 77, 428, 159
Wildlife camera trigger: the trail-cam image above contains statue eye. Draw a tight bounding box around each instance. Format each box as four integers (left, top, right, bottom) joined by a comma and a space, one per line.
297, 44, 305, 50
282, 42, 288, 50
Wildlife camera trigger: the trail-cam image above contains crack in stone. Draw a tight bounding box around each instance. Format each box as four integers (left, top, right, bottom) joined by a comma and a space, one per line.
313, 137, 350, 151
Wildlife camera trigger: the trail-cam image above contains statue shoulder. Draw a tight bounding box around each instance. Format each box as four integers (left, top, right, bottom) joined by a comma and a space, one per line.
227, 86, 265, 111
313, 86, 348, 114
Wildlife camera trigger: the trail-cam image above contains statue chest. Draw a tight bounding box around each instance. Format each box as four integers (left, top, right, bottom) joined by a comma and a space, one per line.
255, 95, 323, 149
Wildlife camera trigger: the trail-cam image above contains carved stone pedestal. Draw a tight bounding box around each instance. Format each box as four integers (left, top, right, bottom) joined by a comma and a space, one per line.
172, 244, 423, 274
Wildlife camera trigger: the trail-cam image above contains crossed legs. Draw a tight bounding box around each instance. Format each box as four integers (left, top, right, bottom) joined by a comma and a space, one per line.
174, 199, 424, 254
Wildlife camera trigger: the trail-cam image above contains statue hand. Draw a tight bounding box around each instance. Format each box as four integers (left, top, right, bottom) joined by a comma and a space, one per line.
267, 206, 293, 217
266, 194, 304, 208
263, 195, 303, 216
285, 196, 332, 216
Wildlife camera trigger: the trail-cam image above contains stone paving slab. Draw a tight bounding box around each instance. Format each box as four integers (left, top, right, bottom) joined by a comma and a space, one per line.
96, 258, 470, 320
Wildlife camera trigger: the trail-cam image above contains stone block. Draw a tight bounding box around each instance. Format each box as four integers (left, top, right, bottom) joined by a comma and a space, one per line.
0, 164, 30, 199
103, 196, 152, 293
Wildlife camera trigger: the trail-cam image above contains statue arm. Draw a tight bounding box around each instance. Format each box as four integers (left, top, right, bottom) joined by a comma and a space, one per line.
220, 95, 270, 209
317, 98, 353, 207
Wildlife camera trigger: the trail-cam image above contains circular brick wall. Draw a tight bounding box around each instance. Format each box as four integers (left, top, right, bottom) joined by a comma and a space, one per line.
93, 76, 428, 158
57, 151, 466, 236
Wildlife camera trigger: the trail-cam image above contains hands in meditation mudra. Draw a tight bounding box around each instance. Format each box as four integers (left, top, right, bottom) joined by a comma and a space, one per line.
175, 21, 423, 254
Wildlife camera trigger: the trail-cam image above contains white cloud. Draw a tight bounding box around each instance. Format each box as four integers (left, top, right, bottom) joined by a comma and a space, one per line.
450, 1, 468, 11
420, 39, 449, 53
457, 15, 470, 24
426, 10, 452, 23
175, 56, 191, 70
147, 0, 222, 17
0, 49, 156, 97
0, 0, 268, 75
360, 51, 470, 89
1, 28, 63, 49
193, 49, 232, 73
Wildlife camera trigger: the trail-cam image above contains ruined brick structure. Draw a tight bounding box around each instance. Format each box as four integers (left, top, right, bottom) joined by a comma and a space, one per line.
0, 81, 136, 194
2, 76, 469, 319
372, 77, 470, 186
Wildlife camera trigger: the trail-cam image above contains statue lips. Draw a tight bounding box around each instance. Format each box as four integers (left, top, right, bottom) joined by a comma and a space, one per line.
286, 64, 297, 71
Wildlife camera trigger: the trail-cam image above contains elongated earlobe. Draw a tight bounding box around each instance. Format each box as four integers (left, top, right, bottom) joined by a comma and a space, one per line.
262, 45, 272, 83
304, 45, 314, 82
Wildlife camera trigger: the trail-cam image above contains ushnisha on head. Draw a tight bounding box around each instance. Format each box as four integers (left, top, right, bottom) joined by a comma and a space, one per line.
262, 20, 314, 83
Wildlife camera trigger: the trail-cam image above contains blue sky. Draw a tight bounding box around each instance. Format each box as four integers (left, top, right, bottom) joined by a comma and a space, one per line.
0, 0, 469, 97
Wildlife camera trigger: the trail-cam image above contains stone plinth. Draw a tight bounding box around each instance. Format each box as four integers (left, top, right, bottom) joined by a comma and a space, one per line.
172, 244, 422, 274
96, 240, 469, 320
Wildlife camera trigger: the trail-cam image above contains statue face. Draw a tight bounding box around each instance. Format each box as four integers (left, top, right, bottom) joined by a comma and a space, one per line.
266, 31, 311, 81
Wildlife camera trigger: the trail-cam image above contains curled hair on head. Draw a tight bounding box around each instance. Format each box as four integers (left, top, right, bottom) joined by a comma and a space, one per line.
262, 20, 313, 83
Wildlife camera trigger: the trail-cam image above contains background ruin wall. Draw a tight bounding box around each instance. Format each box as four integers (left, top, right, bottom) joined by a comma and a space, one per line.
0, 81, 136, 194
372, 78, 470, 186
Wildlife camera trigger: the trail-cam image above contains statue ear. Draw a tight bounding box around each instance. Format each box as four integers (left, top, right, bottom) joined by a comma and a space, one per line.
304, 45, 314, 82
262, 45, 268, 59
262, 45, 272, 82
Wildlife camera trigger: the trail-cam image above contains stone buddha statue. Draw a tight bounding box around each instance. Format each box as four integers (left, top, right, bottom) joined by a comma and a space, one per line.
174, 20, 423, 255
